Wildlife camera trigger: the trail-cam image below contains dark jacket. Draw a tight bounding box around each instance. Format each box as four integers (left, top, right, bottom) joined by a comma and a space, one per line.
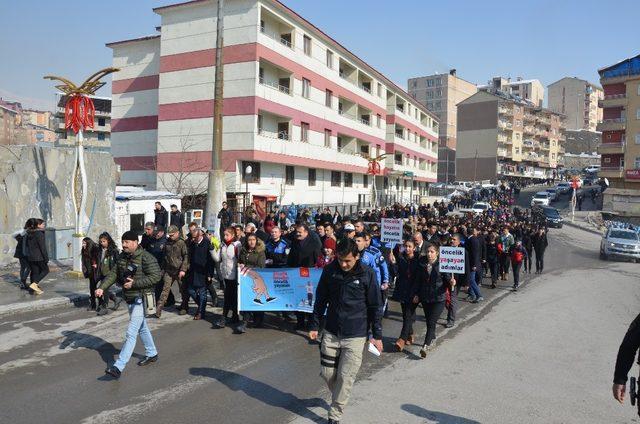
411, 257, 452, 303
81, 245, 100, 281
98, 247, 161, 302
310, 260, 383, 340
98, 247, 119, 281
532, 233, 548, 253
217, 207, 233, 229
239, 239, 266, 268
485, 241, 498, 263
466, 235, 483, 269
265, 238, 289, 268
26, 229, 48, 262
614, 312, 640, 385
187, 237, 214, 288
393, 253, 418, 303
163, 237, 189, 275
13, 231, 27, 259
154, 206, 169, 228
146, 235, 168, 268
170, 210, 184, 229
287, 235, 321, 268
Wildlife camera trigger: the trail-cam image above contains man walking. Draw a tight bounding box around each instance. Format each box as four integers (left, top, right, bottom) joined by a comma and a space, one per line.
169, 204, 185, 237
96, 231, 161, 379
309, 238, 383, 424
156, 225, 189, 317
287, 223, 322, 330
217, 201, 233, 238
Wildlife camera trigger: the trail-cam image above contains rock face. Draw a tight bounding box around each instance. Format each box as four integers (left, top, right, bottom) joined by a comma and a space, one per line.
0, 145, 117, 266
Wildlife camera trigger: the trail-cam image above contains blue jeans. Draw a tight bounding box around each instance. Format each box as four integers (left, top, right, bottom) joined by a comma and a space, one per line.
468, 270, 483, 299
114, 298, 157, 372
188, 286, 207, 316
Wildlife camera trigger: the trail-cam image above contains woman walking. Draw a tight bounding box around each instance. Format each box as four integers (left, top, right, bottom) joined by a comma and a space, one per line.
81, 237, 101, 311
510, 240, 528, 291
13, 218, 35, 292
411, 244, 455, 358
26, 218, 48, 295
213, 227, 241, 330
485, 233, 499, 289
393, 239, 418, 352
96, 232, 122, 315
239, 233, 266, 328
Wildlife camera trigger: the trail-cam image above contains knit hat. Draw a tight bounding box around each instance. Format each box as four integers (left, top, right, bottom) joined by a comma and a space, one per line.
121, 230, 139, 242
323, 238, 337, 251
167, 225, 180, 234
344, 223, 355, 231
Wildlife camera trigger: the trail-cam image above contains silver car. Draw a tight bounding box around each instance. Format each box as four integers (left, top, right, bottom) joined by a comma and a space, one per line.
600, 228, 640, 262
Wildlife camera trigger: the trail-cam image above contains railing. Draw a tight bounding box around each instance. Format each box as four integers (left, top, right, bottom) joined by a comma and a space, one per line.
258, 77, 290, 94
395, 132, 405, 140
258, 129, 291, 141
359, 84, 371, 94
604, 93, 626, 100
601, 117, 626, 124
523, 125, 535, 133
600, 141, 626, 148
600, 166, 624, 172
358, 117, 371, 126
259, 27, 293, 49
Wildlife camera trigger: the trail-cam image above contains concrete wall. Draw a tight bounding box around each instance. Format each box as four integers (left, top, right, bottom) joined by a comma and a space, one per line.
0, 145, 117, 266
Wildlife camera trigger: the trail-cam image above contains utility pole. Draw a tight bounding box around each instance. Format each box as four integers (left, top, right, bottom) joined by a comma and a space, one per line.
205, 0, 226, 236
473, 148, 478, 182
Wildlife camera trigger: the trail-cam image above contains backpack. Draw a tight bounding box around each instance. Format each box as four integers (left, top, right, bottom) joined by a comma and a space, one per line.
512, 249, 524, 263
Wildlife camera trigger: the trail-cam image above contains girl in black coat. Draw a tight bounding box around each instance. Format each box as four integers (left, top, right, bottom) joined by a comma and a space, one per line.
96, 232, 122, 314
393, 239, 419, 352
13, 218, 36, 291
485, 233, 499, 288
25, 219, 48, 295
81, 237, 101, 311
411, 243, 454, 358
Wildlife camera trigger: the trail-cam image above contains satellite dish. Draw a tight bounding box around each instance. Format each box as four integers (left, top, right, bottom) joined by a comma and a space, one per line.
604, 178, 610, 186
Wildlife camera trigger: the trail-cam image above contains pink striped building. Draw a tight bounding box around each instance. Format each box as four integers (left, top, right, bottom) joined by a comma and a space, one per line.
107, 0, 439, 206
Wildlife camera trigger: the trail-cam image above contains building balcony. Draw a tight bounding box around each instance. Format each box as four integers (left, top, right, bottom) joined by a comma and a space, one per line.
523, 125, 535, 134
599, 93, 627, 108
597, 118, 626, 132
598, 141, 625, 154
498, 120, 513, 130
498, 106, 513, 116
497, 134, 513, 144
523, 114, 535, 123
599, 166, 624, 179
540, 143, 550, 151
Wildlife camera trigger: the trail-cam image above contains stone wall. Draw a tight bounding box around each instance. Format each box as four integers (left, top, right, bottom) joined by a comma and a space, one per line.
0, 145, 117, 266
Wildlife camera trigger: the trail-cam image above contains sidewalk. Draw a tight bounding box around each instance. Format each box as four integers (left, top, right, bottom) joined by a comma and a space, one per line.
562, 210, 604, 236
0, 262, 90, 316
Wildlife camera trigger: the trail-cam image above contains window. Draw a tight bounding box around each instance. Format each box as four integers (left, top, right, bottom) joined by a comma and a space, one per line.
337, 136, 343, 151
636, 133, 640, 144
260, 20, 265, 33
427, 91, 433, 99
383, 177, 389, 189
242, 161, 260, 183
394, 153, 402, 164
427, 79, 434, 87
344, 172, 353, 187
308, 168, 316, 186
98, 117, 106, 126
638, 84, 640, 96
604, 157, 611, 163
363, 174, 368, 188
326, 50, 333, 68
98, 133, 105, 141
257, 115, 263, 133
435, 78, 442, 86
301, 122, 310, 142
324, 129, 331, 147
325, 89, 333, 107
331, 171, 341, 187
435, 101, 441, 110
278, 122, 289, 140
435, 89, 442, 97
285, 165, 295, 185
302, 78, 310, 98
637, 108, 640, 120
635, 157, 640, 169
360, 144, 369, 156
377, 83, 383, 97
376, 114, 381, 128
303, 35, 312, 56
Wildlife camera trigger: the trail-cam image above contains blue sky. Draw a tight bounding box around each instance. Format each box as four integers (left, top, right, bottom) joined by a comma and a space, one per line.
1, 0, 638, 110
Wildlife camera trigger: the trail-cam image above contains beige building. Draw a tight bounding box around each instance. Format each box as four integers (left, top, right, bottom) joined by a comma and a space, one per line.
54, 94, 111, 150
548, 77, 603, 131
22, 109, 53, 129
456, 90, 565, 182
408, 69, 477, 182
0, 105, 20, 145
479, 76, 544, 107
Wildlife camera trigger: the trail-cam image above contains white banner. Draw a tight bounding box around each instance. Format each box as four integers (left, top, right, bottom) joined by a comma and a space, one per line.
381, 218, 403, 245
439, 246, 466, 274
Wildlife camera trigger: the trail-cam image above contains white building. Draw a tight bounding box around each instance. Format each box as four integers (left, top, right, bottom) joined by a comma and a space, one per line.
107, 0, 439, 209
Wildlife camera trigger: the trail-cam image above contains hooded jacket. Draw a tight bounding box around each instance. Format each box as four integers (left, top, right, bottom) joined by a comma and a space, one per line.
98, 247, 161, 302
212, 239, 241, 280
26, 229, 48, 263
239, 238, 266, 268
163, 237, 189, 275
411, 256, 452, 304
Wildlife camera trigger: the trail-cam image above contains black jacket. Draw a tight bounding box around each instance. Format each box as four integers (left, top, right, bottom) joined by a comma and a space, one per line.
310, 260, 382, 339
466, 236, 483, 269
287, 235, 321, 268
614, 312, 640, 385
154, 206, 169, 228
392, 253, 418, 304
485, 241, 498, 263
170, 210, 184, 229
217, 208, 233, 228
146, 235, 168, 268
187, 237, 214, 288
411, 257, 451, 303
13, 232, 26, 259
26, 229, 48, 262
532, 233, 548, 253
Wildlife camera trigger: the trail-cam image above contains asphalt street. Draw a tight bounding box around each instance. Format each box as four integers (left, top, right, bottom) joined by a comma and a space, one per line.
0, 187, 633, 424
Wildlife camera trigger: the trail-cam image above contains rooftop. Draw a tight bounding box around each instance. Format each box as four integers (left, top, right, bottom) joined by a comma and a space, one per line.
116, 185, 181, 201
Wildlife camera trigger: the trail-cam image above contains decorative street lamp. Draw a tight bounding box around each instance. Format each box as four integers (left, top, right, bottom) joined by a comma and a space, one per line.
367, 154, 387, 208
44, 67, 119, 275
244, 165, 252, 222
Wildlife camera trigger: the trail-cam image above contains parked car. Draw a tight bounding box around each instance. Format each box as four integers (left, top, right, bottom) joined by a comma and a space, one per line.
459, 202, 490, 215
600, 228, 640, 262
545, 188, 559, 202
556, 182, 571, 194
531, 191, 551, 207
584, 165, 601, 174
540, 206, 564, 228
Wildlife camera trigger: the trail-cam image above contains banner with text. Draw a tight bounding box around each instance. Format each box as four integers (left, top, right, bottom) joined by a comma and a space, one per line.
439, 246, 466, 274
238, 266, 323, 312
381, 218, 403, 245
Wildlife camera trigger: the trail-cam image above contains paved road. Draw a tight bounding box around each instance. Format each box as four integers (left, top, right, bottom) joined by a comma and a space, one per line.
0, 196, 632, 424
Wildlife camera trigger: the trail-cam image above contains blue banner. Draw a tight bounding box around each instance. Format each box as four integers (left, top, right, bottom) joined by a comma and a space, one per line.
238, 267, 323, 312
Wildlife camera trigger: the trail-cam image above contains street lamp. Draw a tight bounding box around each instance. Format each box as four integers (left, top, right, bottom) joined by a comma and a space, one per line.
244, 165, 252, 218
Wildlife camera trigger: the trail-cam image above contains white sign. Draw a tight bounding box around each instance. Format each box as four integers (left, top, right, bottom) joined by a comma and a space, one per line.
381, 218, 403, 245
439, 246, 466, 274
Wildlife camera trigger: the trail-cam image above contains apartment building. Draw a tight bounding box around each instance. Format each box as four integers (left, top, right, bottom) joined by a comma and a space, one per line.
597, 53, 640, 190
479, 76, 544, 107
408, 69, 477, 182
22, 109, 53, 129
54, 94, 112, 150
456, 90, 565, 182
0, 105, 20, 145
548, 77, 603, 131
107, 0, 439, 207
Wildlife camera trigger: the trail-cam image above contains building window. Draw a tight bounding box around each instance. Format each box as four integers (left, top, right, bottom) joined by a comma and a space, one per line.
383, 177, 389, 189
635, 157, 640, 169
435, 89, 442, 97
435, 101, 441, 110
427, 91, 433, 99
325, 89, 333, 107
331, 171, 341, 187
98, 133, 105, 141
395, 178, 400, 190
376, 114, 381, 128
435, 78, 442, 86
303, 35, 312, 56
326, 50, 333, 68
344, 172, 353, 187
394, 153, 402, 165
636, 133, 640, 144
302, 78, 311, 98
604, 157, 611, 164
427, 79, 434, 87
360, 144, 369, 156
363, 174, 368, 188
301, 122, 309, 142
285, 165, 295, 185
257, 115, 263, 133
98, 117, 106, 126
377, 82, 383, 97
637, 108, 640, 120
242, 161, 260, 183
308, 168, 316, 186
324, 129, 331, 147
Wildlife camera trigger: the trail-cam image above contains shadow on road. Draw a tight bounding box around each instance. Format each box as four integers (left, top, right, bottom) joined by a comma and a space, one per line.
190, 367, 328, 421
59, 330, 138, 366
401, 403, 481, 423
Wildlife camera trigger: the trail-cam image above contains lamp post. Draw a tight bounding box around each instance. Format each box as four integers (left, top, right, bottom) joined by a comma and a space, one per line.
245, 165, 252, 222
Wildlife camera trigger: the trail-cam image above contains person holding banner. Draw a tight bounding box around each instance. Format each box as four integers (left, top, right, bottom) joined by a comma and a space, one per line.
411, 243, 454, 358
212, 227, 242, 331
239, 233, 267, 328
309, 238, 382, 424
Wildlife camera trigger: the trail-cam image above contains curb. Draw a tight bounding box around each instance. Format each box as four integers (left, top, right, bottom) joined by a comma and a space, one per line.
0, 293, 89, 317
563, 220, 603, 237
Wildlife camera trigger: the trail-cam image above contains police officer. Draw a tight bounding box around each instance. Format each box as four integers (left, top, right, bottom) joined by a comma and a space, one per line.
364, 232, 390, 315
95, 230, 161, 379
309, 238, 382, 424
613, 312, 640, 404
